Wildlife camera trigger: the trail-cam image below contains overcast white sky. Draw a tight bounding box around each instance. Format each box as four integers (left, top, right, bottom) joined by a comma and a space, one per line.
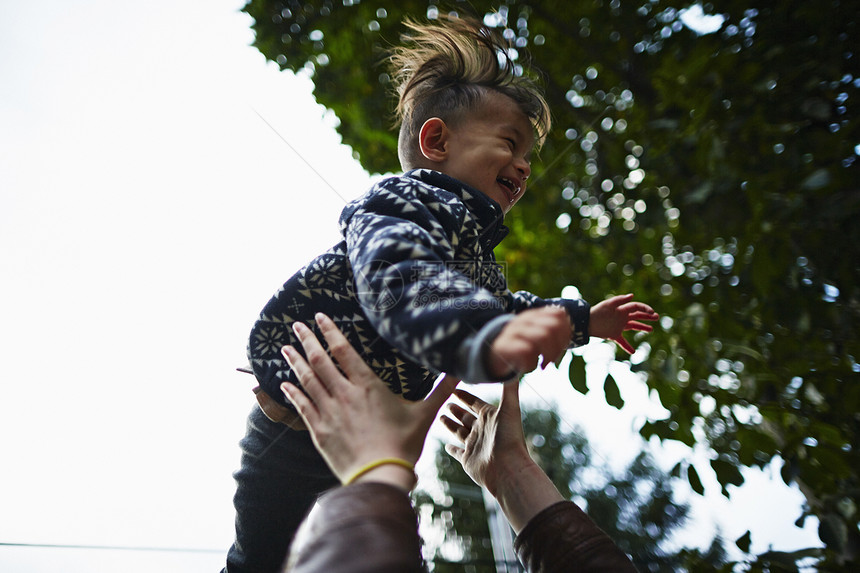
0, 1, 818, 571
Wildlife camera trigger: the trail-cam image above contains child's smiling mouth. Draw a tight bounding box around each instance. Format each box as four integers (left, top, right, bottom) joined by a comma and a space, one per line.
497, 177, 521, 203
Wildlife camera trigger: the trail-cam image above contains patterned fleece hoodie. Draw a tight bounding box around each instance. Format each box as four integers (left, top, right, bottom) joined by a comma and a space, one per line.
248, 169, 589, 410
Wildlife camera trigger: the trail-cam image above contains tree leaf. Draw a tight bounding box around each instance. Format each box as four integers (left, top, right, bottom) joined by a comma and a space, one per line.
818, 513, 848, 553
736, 530, 752, 553
604, 373, 624, 409
687, 463, 704, 495
568, 357, 588, 395
711, 458, 745, 495
639, 419, 673, 441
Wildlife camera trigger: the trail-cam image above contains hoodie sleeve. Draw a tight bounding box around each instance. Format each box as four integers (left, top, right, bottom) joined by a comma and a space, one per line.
454, 293, 590, 383
509, 290, 591, 347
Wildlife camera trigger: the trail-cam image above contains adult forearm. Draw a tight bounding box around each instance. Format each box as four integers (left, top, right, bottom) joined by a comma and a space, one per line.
492, 461, 565, 534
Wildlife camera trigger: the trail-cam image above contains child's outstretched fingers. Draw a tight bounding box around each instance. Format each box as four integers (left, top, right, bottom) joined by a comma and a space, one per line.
620, 302, 659, 320
611, 335, 635, 354
590, 293, 660, 351
626, 321, 654, 332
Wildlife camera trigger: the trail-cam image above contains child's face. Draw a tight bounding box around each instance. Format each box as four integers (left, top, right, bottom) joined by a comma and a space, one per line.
439, 92, 534, 214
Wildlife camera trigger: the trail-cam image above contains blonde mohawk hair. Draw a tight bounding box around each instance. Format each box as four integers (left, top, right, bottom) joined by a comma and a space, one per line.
389, 16, 551, 169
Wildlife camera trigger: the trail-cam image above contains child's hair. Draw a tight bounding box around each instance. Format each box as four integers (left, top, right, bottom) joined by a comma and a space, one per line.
389, 16, 551, 169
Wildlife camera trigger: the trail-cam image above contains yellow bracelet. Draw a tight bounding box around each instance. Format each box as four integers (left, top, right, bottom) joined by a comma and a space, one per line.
344, 457, 416, 486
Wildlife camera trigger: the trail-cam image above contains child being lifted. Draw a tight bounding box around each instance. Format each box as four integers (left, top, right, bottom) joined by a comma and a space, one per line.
224, 15, 658, 572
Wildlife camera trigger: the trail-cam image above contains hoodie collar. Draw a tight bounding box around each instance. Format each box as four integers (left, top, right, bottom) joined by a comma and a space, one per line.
405, 169, 509, 250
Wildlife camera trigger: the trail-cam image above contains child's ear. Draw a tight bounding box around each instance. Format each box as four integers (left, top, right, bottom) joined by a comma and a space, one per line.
418, 118, 450, 162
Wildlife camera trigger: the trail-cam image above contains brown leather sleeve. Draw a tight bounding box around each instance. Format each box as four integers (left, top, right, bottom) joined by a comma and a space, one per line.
286, 482, 424, 573
514, 501, 638, 573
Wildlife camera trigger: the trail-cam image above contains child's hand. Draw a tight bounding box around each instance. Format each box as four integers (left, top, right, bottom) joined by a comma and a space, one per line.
589, 293, 659, 353
487, 306, 571, 379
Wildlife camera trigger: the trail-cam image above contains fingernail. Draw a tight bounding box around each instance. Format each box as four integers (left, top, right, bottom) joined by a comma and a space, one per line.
281, 345, 295, 361
315, 312, 327, 325
292, 322, 307, 336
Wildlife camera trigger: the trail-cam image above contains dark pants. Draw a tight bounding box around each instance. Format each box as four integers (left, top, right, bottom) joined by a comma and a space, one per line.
223, 405, 339, 572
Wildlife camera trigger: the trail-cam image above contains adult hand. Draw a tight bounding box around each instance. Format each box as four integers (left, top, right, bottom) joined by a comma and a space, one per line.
281, 313, 458, 489
441, 382, 534, 497
442, 382, 564, 533
589, 293, 659, 354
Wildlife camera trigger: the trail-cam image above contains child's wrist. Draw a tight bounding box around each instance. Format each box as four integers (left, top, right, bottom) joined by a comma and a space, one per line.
486, 358, 518, 381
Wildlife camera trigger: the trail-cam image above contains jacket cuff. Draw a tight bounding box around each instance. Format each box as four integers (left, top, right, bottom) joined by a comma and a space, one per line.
514, 500, 637, 572
560, 298, 590, 347
456, 314, 516, 383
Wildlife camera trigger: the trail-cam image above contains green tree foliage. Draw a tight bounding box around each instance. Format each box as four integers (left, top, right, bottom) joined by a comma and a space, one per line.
242, 0, 859, 567
415, 406, 727, 571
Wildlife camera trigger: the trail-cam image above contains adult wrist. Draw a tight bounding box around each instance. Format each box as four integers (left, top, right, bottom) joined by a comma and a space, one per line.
491, 456, 543, 497
352, 463, 417, 492
344, 457, 418, 492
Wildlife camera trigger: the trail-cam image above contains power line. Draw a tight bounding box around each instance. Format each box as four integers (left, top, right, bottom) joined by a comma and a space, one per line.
0, 542, 222, 554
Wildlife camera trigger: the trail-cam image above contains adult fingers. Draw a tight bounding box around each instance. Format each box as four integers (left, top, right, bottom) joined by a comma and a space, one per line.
403, 375, 459, 437
282, 344, 332, 403
452, 389, 491, 413
440, 414, 470, 442
447, 402, 478, 429
292, 321, 345, 394
281, 381, 320, 429
499, 379, 522, 416
314, 313, 377, 384
424, 374, 459, 411
445, 442, 465, 461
